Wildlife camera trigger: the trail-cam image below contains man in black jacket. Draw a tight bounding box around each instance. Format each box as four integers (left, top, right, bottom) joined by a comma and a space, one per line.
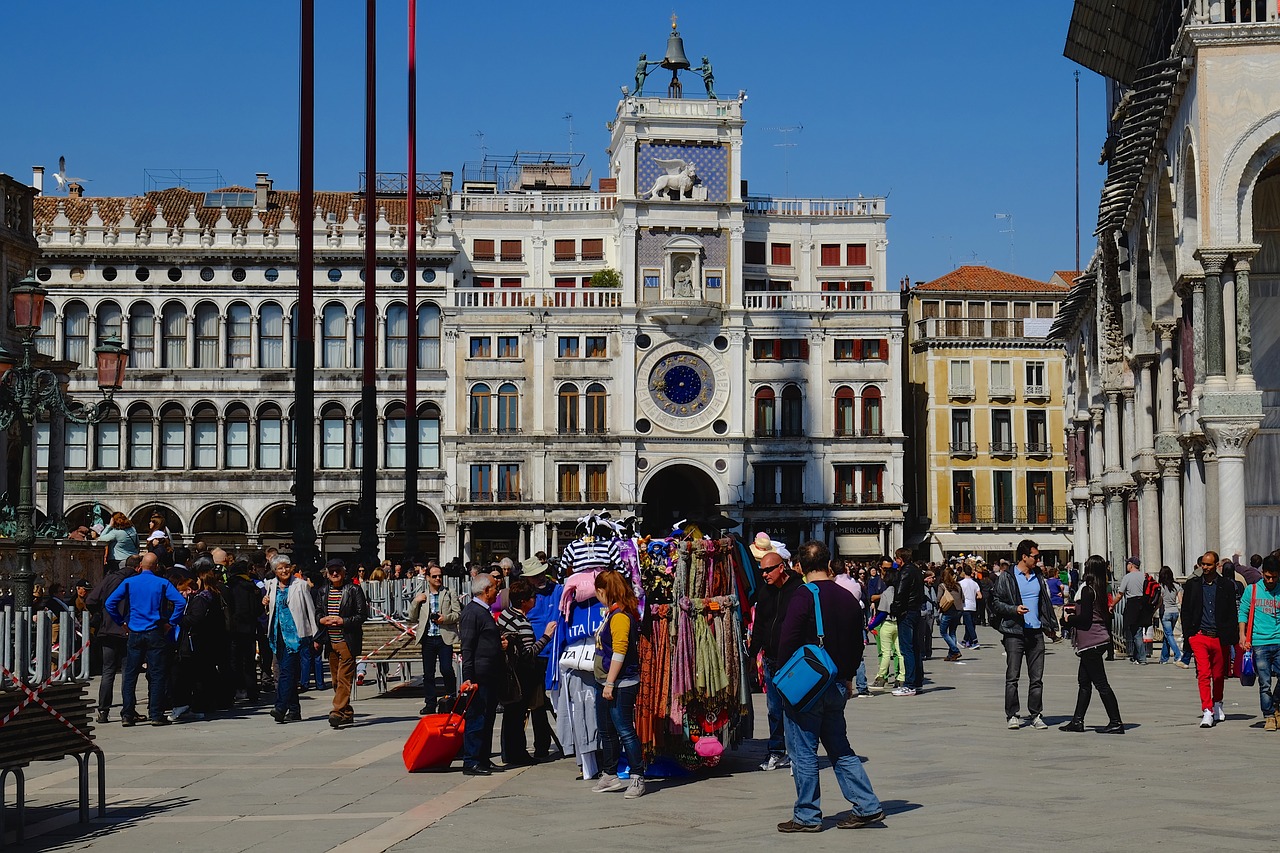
314, 559, 369, 728
459, 574, 507, 775
750, 551, 802, 771
85, 555, 140, 723
1182, 551, 1240, 728
891, 548, 925, 696
223, 559, 264, 702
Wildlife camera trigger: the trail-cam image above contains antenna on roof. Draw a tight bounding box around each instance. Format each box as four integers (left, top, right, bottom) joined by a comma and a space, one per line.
563, 113, 576, 155
474, 130, 487, 159
763, 125, 802, 195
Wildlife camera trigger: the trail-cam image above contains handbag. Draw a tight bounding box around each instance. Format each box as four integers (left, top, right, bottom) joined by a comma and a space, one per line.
772, 584, 838, 713
939, 587, 956, 613
1241, 586, 1259, 688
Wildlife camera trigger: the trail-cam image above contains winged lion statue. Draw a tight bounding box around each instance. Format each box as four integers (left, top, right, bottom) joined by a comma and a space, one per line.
646, 158, 699, 200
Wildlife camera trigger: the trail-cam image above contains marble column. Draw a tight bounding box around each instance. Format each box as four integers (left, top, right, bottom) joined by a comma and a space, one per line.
1072, 498, 1090, 565
1188, 277, 1205, 401
1234, 254, 1256, 392
1155, 322, 1177, 434
1103, 393, 1121, 473
1208, 423, 1257, 561
1203, 444, 1220, 551
1088, 490, 1106, 558
1106, 486, 1130, 579
1158, 456, 1183, 574
1137, 471, 1161, 570
1196, 251, 1228, 389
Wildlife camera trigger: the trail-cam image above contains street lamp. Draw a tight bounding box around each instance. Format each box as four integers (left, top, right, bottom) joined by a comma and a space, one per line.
0, 271, 126, 609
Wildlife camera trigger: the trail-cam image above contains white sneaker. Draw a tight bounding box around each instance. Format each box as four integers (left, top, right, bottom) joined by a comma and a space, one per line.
1212, 702, 1225, 723
759, 754, 787, 771
890, 686, 917, 697
1008, 715, 1022, 729
1200, 709, 1214, 728
1030, 715, 1048, 730
591, 774, 627, 793
168, 705, 189, 722
623, 776, 646, 799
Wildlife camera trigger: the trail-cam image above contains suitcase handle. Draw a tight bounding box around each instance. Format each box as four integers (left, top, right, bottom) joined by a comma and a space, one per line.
441, 685, 476, 732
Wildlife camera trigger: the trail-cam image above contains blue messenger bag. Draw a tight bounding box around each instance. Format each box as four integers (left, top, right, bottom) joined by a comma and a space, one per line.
772, 583, 838, 712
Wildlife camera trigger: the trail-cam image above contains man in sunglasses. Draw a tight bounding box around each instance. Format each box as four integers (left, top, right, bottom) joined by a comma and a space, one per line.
749, 550, 802, 772
410, 563, 460, 715
315, 558, 369, 728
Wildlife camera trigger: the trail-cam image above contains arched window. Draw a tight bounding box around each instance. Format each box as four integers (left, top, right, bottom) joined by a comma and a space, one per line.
322, 303, 346, 368
385, 303, 408, 368
258, 404, 284, 469
127, 405, 153, 469
96, 301, 122, 343
497, 383, 519, 434
159, 405, 185, 469
128, 303, 154, 368
558, 383, 579, 434
193, 302, 219, 368
781, 384, 804, 437
191, 404, 218, 469
754, 387, 776, 437
585, 383, 607, 434
95, 404, 121, 469
469, 384, 492, 433
259, 302, 284, 367
385, 403, 407, 467
419, 403, 441, 468
419, 303, 441, 369
321, 403, 346, 469
226, 302, 252, 368
64, 301, 90, 367
35, 304, 56, 357
161, 303, 186, 368
835, 386, 856, 437
225, 404, 250, 469
862, 386, 883, 436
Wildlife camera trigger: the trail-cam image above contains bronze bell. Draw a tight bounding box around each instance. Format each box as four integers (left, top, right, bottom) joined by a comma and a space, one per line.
661, 30, 691, 71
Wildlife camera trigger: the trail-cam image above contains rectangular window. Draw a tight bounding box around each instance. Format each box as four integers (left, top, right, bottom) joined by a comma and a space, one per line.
949, 359, 973, 393
771, 243, 792, 265
258, 418, 282, 469
1027, 472, 1052, 524
65, 423, 88, 469
754, 464, 778, 505
420, 417, 440, 469
227, 312, 252, 368
1025, 360, 1046, 397
834, 339, 855, 360
1013, 302, 1032, 319
860, 464, 885, 502
129, 421, 153, 469
558, 336, 580, 358
192, 421, 217, 469
96, 421, 120, 469
161, 421, 185, 469
497, 464, 521, 501
921, 300, 940, 319
951, 410, 972, 451
1027, 410, 1049, 453
992, 410, 1014, 453
1036, 302, 1056, 319
554, 277, 576, 289
500, 277, 521, 289
847, 244, 868, 266
834, 464, 856, 505
952, 471, 975, 523
497, 336, 519, 358
861, 339, 887, 361
558, 465, 581, 502
554, 239, 576, 261
470, 337, 492, 358
990, 360, 1013, 395
321, 418, 345, 468
473, 239, 495, 261
780, 465, 805, 504
386, 416, 406, 468
744, 241, 767, 265
226, 421, 249, 469
585, 336, 608, 358
994, 470, 1014, 523
500, 239, 522, 262
753, 339, 809, 360
581, 238, 604, 261
586, 464, 608, 502
473, 277, 494, 288
470, 464, 492, 501
819, 244, 841, 266
744, 278, 768, 292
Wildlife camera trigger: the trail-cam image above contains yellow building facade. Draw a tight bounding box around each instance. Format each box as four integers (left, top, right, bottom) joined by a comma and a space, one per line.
906, 267, 1073, 563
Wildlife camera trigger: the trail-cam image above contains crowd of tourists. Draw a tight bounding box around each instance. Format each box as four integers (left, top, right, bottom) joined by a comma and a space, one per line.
9, 512, 1280, 834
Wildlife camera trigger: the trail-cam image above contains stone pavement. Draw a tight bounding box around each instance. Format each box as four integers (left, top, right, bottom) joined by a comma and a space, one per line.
8, 626, 1277, 853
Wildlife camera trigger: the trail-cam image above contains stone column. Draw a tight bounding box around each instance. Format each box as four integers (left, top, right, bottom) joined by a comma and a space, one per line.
531, 329, 547, 433
1207, 423, 1257, 561
1103, 393, 1121, 473
461, 522, 472, 563
1072, 497, 1090, 565
250, 312, 261, 369
1088, 490, 1106, 558
1196, 250, 1229, 390
1203, 443, 1220, 551
1106, 485, 1130, 578
282, 310, 293, 370
184, 313, 195, 369
1155, 322, 1177, 434
1234, 254, 1256, 392
1137, 471, 1160, 570
1158, 456, 1183, 574
1187, 277, 1205, 401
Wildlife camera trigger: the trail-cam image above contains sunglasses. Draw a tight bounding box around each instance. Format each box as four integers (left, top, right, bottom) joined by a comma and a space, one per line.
428, 574, 442, 579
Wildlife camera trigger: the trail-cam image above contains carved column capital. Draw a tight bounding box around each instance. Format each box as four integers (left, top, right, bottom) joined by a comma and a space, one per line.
1153, 320, 1178, 343
1204, 422, 1257, 460
1157, 456, 1183, 479
1194, 249, 1229, 275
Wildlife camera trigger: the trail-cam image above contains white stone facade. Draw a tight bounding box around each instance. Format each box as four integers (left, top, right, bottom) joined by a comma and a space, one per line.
24, 92, 906, 564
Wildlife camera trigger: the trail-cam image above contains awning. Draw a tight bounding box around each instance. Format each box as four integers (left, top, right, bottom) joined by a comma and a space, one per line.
929, 532, 1074, 555
835, 534, 883, 557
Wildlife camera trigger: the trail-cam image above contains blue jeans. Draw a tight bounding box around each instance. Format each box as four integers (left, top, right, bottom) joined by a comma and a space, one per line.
1160, 611, 1180, 663
897, 613, 923, 689
596, 682, 643, 777
939, 612, 962, 656
122, 628, 170, 721
274, 646, 301, 715
962, 611, 977, 646
783, 681, 882, 825
855, 660, 868, 694
300, 635, 326, 689
1252, 643, 1280, 716
762, 658, 786, 755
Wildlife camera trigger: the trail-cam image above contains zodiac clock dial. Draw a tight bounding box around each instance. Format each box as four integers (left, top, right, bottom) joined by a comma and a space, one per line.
649, 353, 715, 417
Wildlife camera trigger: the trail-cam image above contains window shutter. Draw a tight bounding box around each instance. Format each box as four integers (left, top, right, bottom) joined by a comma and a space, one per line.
879, 339, 888, 360
847, 244, 867, 266
852, 340, 862, 360
773, 340, 782, 360
799, 339, 809, 360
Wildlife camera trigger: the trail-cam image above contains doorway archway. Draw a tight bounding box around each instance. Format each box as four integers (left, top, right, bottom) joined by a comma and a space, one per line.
640, 463, 721, 537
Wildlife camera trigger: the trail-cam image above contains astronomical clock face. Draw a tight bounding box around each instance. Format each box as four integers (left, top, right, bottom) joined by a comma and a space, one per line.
649, 353, 715, 417
636, 343, 729, 432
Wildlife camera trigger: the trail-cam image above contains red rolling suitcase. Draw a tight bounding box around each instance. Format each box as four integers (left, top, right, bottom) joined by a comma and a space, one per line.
402, 688, 474, 772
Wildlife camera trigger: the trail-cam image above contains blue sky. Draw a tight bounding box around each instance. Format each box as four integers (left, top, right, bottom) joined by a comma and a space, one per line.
4, 0, 1104, 285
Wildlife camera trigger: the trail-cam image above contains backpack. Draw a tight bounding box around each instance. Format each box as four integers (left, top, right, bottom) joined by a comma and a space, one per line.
1142, 574, 1161, 610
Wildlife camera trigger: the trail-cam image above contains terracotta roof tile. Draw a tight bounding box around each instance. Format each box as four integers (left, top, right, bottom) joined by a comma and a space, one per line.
1050, 270, 1083, 288
914, 265, 1070, 294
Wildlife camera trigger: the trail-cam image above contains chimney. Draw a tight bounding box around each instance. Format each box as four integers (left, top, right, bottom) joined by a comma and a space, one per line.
68, 182, 84, 198
440, 170, 453, 196
32, 166, 44, 195
255, 172, 272, 210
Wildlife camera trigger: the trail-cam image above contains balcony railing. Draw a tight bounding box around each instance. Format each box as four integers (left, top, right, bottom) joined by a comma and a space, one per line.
916, 317, 1033, 340
833, 490, 892, 506
989, 441, 1017, 456
745, 196, 885, 217
743, 292, 899, 312
454, 287, 622, 309
1025, 384, 1048, 400
948, 384, 975, 399
453, 192, 618, 213
1191, 0, 1280, 23
1025, 442, 1053, 457
951, 506, 1070, 526
990, 384, 1015, 399
949, 441, 978, 456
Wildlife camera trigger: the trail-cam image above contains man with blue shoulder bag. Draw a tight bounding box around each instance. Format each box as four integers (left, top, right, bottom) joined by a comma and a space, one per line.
774, 540, 884, 833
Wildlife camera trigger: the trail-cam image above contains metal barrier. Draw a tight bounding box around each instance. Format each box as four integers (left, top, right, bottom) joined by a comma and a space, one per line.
0, 609, 92, 686
360, 577, 469, 623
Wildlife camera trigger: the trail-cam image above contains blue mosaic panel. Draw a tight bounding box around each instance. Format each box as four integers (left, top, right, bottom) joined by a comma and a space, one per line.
636, 143, 728, 202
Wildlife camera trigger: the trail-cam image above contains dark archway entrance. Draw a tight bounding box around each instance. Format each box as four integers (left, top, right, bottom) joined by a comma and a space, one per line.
640, 464, 720, 537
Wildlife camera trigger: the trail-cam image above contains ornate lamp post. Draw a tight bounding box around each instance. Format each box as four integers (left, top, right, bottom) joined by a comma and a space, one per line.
0, 272, 126, 609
